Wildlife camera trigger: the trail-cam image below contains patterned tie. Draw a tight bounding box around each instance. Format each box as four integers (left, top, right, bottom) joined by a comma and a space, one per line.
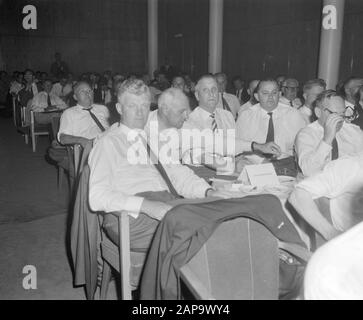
210, 113, 218, 132
265, 112, 274, 142
331, 138, 339, 160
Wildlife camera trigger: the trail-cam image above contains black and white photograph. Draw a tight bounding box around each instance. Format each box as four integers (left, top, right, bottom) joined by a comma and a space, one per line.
0, 0, 363, 303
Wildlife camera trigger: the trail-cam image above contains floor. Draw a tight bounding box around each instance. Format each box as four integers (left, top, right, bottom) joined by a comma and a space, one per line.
0, 117, 116, 299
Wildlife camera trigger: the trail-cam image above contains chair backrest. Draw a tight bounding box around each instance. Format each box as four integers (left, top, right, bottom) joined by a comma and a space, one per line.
180, 217, 279, 300
50, 116, 61, 141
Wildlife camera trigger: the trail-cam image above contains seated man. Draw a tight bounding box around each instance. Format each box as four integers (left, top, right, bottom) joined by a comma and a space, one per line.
9, 72, 24, 96
214, 72, 241, 119
18, 69, 41, 108
279, 78, 303, 109
289, 152, 363, 241
51, 74, 73, 102
342, 77, 363, 120
299, 79, 326, 124
58, 81, 110, 148
236, 78, 306, 162
304, 221, 363, 300
295, 90, 363, 177
88, 79, 222, 251
171, 76, 198, 110
238, 79, 259, 116
29, 79, 67, 124
182, 75, 281, 169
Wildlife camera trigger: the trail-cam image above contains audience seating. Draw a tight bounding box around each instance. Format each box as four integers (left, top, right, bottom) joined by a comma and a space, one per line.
30, 110, 50, 152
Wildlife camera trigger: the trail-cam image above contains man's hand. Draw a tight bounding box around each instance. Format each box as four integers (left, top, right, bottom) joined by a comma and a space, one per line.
254, 141, 281, 156
323, 114, 344, 145
140, 199, 173, 221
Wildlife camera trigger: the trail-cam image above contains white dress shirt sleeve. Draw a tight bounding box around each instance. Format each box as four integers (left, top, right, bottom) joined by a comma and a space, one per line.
88, 137, 145, 216
57, 109, 74, 141
296, 157, 360, 199
295, 129, 332, 177
164, 163, 211, 198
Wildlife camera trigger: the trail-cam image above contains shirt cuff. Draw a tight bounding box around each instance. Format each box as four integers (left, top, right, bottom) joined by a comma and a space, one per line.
124, 196, 144, 214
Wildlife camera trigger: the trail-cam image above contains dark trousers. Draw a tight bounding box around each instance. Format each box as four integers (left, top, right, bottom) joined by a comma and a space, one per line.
103, 213, 159, 252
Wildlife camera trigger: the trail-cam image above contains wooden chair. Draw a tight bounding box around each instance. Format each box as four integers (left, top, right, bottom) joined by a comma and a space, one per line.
30, 110, 50, 152
179, 217, 280, 300
17, 106, 29, 145
99, 212, 146, 300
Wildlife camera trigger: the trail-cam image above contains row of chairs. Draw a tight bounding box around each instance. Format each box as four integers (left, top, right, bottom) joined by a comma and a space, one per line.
12, 97, 51, 152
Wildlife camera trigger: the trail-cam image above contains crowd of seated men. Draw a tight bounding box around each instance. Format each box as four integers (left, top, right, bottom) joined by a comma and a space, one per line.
2, 58, 363, 299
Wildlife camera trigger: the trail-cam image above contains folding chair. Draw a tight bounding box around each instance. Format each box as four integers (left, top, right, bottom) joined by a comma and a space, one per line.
17, 106, 29, 144
30, 110, 50, 152
99, 212, 146, 300
179, 217, 280, 300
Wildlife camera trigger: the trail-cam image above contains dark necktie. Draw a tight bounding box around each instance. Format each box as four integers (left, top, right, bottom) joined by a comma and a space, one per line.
145, 140, 180, 198
210, 113, 217, 132
221, 93, 232, 113
290, 100, 294, 107
331, 138, 339, 160
84, 108, 106, 132
265, 112, 274, 143
47, 93, 52, 107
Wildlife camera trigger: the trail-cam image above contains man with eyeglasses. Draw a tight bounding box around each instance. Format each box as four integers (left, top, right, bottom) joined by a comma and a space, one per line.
295, 90, 363, 177
342, 77, 363, 122
58, 81, 110, 148
279, 78, 303, 109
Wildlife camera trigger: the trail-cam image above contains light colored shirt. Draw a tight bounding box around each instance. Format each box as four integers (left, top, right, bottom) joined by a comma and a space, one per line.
295, 120, 363, 177
51, 82, 73, 98
236, 103, 306, 158
345, 100, 355, 122
31, 91, 67, 112
238, 100, 253, 116
298, 105, 313, 125
58, 103, 110, 141
88, 123, 210, 218
9, 81, 24, 95
296, 153, 363, 232
216, 92, 241, 119
304, 221, 363, 300
279, 96, 302, 109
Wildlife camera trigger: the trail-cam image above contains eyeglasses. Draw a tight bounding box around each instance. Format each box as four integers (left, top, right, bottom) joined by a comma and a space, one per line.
324, 107, 352, 120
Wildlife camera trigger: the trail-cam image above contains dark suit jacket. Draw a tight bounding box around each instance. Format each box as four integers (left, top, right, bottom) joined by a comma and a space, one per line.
140, 195, 307, 300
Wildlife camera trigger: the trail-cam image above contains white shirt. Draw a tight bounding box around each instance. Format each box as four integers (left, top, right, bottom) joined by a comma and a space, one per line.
295, 120, 363, 177
304, 221, 363, 300
236, 103, 306, 158
345, 100, 355, 122
88, 123, 210, 218
279, 96, 302, 109
215, 92, 241, 119
58, 104, 110, 141
147, 109, 251, 165
51, 82, 73, 98
298, 105, 313, 125
238, 100, 254, 116
296, 153, 363, 231
9, 81, 24, 95
31, 91, 67, 112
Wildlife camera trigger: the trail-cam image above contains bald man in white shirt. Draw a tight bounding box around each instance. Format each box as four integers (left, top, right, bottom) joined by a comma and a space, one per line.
236, 78, 306, 161
295, 90, 363, 177
58, 81, 110, 148
88, 79, 224, 251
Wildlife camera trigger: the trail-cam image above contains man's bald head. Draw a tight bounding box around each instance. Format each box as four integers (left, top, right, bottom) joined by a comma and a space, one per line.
158, 88, 190, 129
74, 81, 93, 107
195, 75, 219, 112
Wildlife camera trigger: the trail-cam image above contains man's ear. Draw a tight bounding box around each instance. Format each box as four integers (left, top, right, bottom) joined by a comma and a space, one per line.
73, 93, 77, 101
194, 91, 200, 102
314, 106, 321, 118
254, 92, 259, 102
303, 92, 307, 101
116, 102, 122, 115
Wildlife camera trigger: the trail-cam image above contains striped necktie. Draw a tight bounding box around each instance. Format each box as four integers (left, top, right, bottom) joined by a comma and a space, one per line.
210, 112, 217, 132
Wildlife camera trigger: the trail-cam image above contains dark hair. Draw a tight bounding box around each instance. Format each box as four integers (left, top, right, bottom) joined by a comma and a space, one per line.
313, 89, 340, 110
24, 69, 34, 75
255, 78, 279, 92
303, 79, 327, 92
